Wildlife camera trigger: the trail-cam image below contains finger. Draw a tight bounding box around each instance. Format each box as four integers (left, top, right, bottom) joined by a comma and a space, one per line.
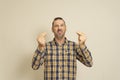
76, 32, 84, 36
39, 32, 47, 37
76, 32, 80, 36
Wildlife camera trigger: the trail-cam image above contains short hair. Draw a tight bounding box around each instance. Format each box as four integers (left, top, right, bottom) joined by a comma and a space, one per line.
52, 17, 66, 27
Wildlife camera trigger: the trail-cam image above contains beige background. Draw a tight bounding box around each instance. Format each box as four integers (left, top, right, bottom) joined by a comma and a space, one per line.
0, 0, 120, 80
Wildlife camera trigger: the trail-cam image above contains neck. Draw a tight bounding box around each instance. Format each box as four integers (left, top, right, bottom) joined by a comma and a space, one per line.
55, 37, 65, 45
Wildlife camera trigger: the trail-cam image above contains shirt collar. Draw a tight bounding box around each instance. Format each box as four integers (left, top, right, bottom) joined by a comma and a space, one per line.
52, 37, 68, 46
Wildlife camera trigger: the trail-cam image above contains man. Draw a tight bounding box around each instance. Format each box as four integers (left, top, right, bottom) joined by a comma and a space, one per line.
32, 17, 93, 80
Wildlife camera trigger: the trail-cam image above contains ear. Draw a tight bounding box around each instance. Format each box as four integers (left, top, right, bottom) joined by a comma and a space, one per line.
51, 26, 54, 32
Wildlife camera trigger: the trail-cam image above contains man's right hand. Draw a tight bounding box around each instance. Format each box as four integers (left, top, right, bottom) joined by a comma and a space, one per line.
37, 32, 47, 51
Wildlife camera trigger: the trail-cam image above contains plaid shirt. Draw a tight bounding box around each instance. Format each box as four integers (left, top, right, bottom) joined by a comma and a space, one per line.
32, 38, 93, 80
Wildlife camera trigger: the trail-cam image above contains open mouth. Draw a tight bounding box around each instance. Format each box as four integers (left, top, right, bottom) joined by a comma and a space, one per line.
57, 30, 62, 34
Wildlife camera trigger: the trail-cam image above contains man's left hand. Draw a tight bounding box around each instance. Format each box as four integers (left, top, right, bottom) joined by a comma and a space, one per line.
76, 32, 87, 48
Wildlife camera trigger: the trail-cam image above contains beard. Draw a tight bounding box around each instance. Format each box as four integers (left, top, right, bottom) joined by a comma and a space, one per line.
57, 34, 64, 39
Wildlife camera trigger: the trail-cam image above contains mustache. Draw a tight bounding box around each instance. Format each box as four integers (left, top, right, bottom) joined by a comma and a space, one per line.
57, 29, 62, 32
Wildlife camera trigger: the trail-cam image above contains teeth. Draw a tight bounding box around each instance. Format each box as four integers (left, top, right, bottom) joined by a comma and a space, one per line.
59, 31, 61, 33
58, 31, 61, 32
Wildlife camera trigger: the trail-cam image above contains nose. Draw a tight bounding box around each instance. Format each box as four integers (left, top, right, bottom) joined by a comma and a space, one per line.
58, 25, 62, 29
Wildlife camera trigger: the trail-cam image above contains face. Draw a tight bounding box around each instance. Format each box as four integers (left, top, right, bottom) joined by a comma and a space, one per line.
52, 19, 66, 39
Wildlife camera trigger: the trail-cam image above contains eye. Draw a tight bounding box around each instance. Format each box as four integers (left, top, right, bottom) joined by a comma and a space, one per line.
61, 24, 64, 27
54, 25, 58, 27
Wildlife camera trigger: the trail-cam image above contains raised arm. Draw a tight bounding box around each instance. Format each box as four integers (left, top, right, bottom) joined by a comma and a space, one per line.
76, 32, 93, 67
32, 32, 47, 70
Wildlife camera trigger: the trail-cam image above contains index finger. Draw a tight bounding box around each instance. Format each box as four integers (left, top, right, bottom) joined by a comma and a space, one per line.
76, 32, 85, 36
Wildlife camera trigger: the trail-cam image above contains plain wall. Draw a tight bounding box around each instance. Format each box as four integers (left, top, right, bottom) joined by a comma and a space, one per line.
0, 0, 120, 80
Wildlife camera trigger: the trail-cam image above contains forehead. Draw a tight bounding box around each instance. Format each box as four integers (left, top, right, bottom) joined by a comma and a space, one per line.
54, 19, 65, 25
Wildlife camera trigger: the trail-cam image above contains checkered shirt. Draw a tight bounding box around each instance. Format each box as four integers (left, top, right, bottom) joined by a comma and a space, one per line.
32, 38, 93, 80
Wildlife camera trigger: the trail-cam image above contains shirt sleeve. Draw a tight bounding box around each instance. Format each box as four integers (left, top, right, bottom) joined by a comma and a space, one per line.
32, 47, 46, 70
75, 44, 93, 67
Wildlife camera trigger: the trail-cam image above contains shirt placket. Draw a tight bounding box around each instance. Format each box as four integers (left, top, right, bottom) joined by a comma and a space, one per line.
58, 45, 63, 80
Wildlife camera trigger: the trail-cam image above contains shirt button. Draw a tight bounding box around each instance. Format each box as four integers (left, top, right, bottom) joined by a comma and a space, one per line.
60, 74, 62, 77
60, 66, 62, 69
60, 52, 62, 54
65, 50, 68, 53
59, 45, 62, 47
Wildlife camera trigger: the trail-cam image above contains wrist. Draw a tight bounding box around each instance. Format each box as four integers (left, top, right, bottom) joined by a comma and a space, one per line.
79, 44, 86, 50
38, 44, 45, 52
